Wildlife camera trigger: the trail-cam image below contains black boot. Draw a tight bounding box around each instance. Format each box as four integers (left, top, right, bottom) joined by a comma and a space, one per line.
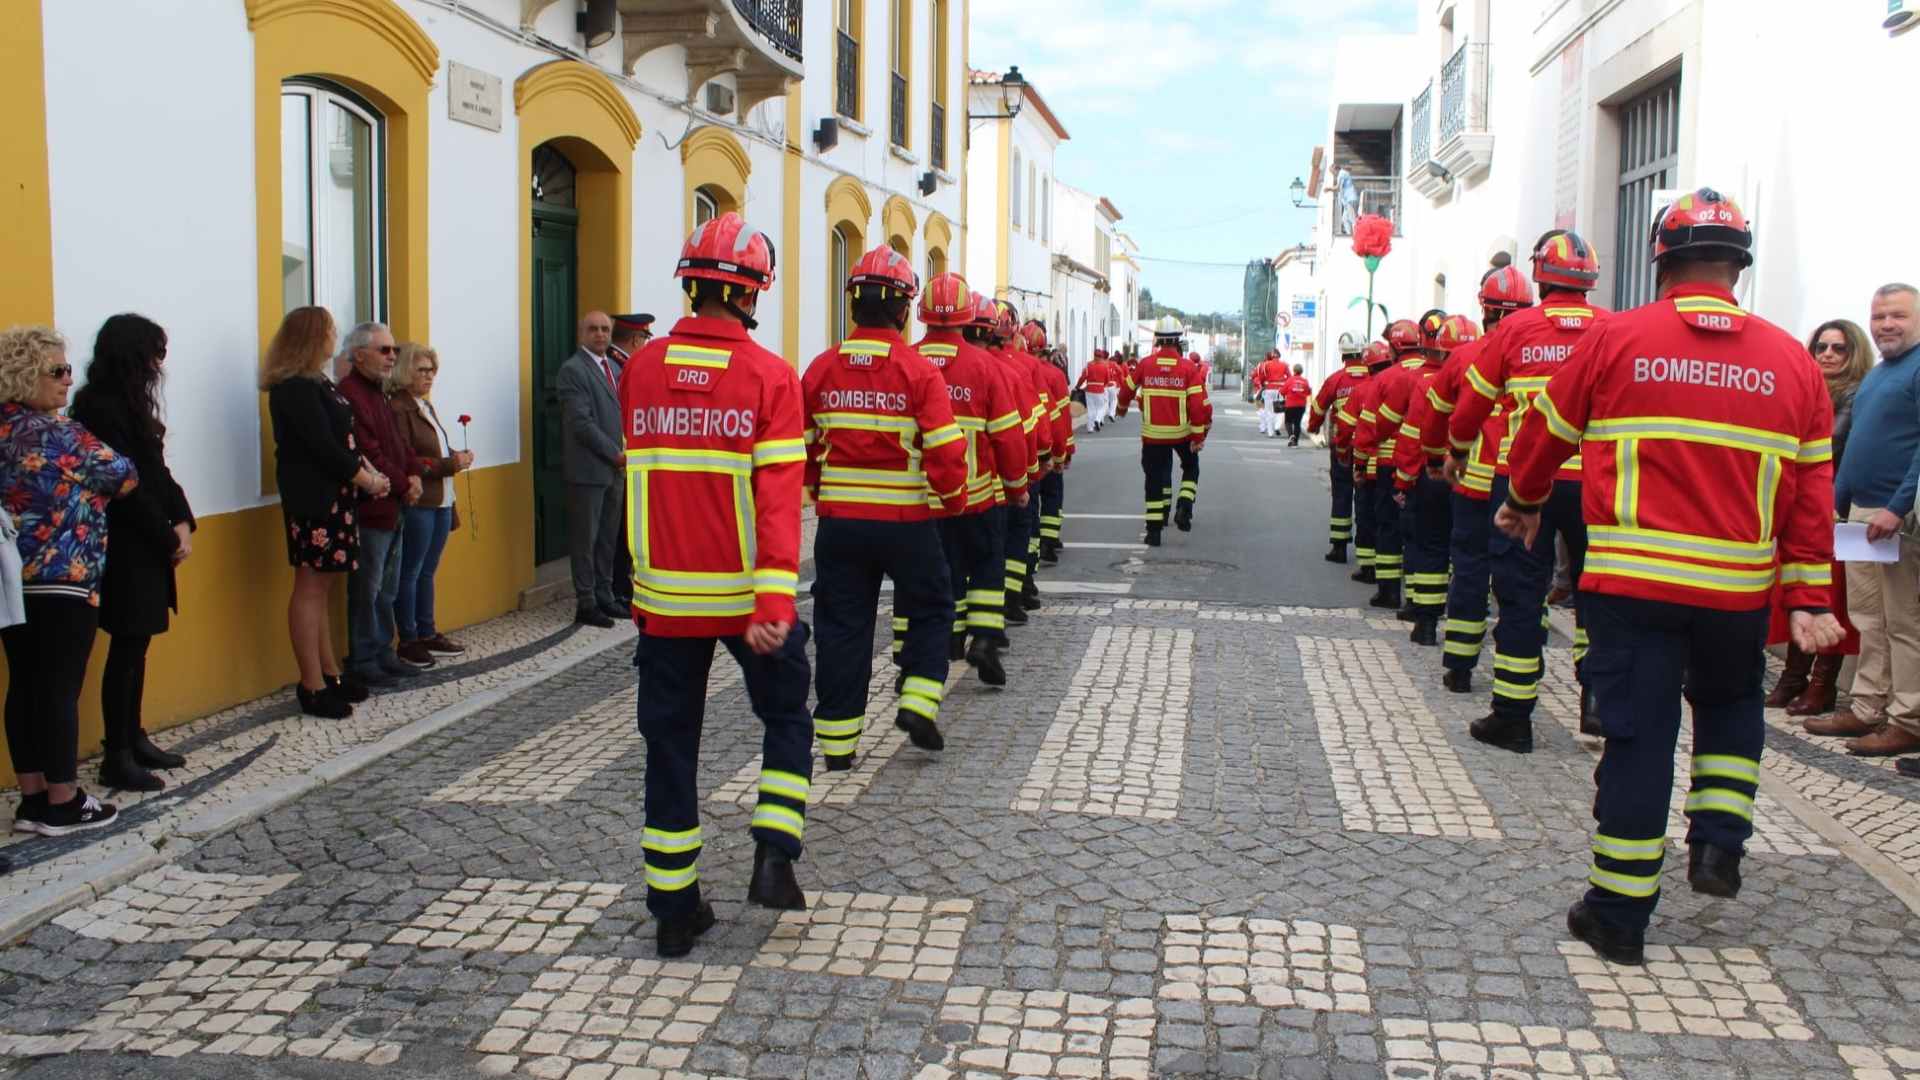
1351, 565, 1376, 584
656, 900, 717, 959
1397, 602, 1417, 623
1021, 581, 1043, 610
1145, 525, 1163, 548
1567, 901, 1644, 966
1324, 542, 1347, 564
325, 672, 371, 704
1470, 712, 1533, 754
128, 729, 185, 771
1173, 498, 1194, 532
1442, 668, 1473, 694
1368, 581, 1401, 610
98, 745, 164, 793
1579, 685, 1602, 737
297, 684, 353, 719
1039, 539, 1060, 564
823, 753, 856, 773
949, 632, 968, 663
895, 709, 945, 751
1409, 617, 1439, 647
894, 671, 908, 695
966, 638, 1007, 687
747, 843, 807, 910
1687, 843, 1742, 898
1003, 591, 1029, 626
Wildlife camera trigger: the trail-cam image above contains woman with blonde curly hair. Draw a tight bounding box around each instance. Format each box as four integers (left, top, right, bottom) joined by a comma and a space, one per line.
263, 307, 390, 718
1, 325, 137, 837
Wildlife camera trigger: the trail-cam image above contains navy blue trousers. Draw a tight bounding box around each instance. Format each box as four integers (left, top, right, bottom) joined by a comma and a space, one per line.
1443, 492, 1493, 674
1487, 477, 1588, 719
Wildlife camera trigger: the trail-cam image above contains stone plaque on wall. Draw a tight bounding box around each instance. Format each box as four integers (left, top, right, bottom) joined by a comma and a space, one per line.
448, 61, 502, 132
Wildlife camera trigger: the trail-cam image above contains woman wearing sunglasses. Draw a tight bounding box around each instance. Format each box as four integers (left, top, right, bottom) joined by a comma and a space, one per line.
0, 325, 138, 837
1766, 318, 1873, 714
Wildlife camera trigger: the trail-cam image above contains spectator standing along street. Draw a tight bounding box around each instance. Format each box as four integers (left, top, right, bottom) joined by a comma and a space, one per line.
558, 311, 627, 628
68, 314, 195, 792
335, 321, 425, 687
1, 325, 135, 836
387, 344, 472, 665
1807, 284, 1920, 756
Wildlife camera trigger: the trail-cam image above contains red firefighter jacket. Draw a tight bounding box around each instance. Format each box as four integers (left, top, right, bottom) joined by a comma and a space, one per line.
1309, 360, 1369, 454
1392, 365, 1448, 490
1346, 370, 1390, 478
1505, 283, 1834, 613
1282, 375, 1312, 409
618, 316, 807, 636
914, 328, 1030, 512
1041, 362, 1075, 465
1451, 290, 1611, 483
995, 346, 1053, 479
1075, 360, 1115, 393
1362, 354, 1440, 483
1418, 338, 1503, 499
1118, 347, 1212, 445
802, 327, 969, 522
1252, 360, 1289, 392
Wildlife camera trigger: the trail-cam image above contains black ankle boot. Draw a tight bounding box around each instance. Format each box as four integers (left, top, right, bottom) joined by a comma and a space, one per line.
1397, 602, 1417, 623
1351, 565, 1376, 584
823, 753, 855, 773
948, 632, 968, 662
1369, 582, 1401, 609
747, 843, 807, 910
895, 709, 945, 751
326, 672, 371, 704
98, 745, 164, 793
1688, 843, 1742, 898
297, 684, 352, 719
1579, 685, 1602, 737
1567, 901, 1644, 966
128, 728, 185, 770
1442, 669, 1474, 694
1470, 712, 1533, 754
1410, 618, 1439, 647
966, 638, 1007, 687
656, 901, 717, 959
1004, 590, 1029, 624
1145, 526, 1163, 547
1173, 499, 1194, 532
1324, 542, 1347, 564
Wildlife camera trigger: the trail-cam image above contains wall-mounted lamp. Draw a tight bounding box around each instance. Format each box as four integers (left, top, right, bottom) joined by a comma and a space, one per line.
813, 118, 840, 151
967, 66, 1026, 121
918, 171, 939, 196
577, 0, 616, 49
1425, 159, 1453, 184
1288, 177, 1313, 208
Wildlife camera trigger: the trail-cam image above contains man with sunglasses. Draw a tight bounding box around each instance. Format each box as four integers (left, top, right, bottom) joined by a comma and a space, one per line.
336, 321, 427, 688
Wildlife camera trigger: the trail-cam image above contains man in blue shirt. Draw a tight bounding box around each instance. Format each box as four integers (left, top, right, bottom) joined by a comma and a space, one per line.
1810, 283, 1920, 758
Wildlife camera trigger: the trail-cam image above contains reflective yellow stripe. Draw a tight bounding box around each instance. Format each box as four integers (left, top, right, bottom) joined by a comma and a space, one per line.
987, 410, 1021, 433
1584, 553, 1777, 592
665, 344, 732, 368
898, 693, 939, 720
1492, 654, 1541, 674
642, 826, 703, 854
1593, 833, 1665, 861
753, 438, 807, 466
815, 412, 921, 435
1446, 618, 1487, 634
1779, 562, 1831, 587
1587, 526, 1776, 565
1586, 416, 1799, 457
645, 864, 699, 891
1379, 403, 1404, 424
1673, 297, 1742, 316
1428, 387, 1455, 414
753, 569, 798, 596
919, 343, 958, 357
923, 423, 965, 449
819, 485, 933, 506
1464, 365, 1500, 401
635, 588, 756, 617
1544, 306, 1595, 319
1685, 788, 1754, 821
633, 567, 753, 593
1492, 679, 1538, 700
1797, 438, 1832, 464
813, 716, 862, 737
1588, 867, 1661, 898
839, 339, 893, 356
627, 448, 752, 474
902, 676, 944, 702
751, 804, 806, 838
818, 465, 926, 486
759, 769, 810, 801
1533, 390, 1581, 445
1692, 755, 1759, 784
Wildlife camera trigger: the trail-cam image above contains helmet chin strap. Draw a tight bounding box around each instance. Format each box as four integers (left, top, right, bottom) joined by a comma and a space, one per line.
721, 283, 759, 330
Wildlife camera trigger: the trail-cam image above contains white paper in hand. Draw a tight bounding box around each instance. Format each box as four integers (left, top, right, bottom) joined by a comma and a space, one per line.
1835, 522, 1901, 563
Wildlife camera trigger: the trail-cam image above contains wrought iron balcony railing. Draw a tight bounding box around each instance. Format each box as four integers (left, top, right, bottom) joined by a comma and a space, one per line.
732, 0, 803, 61
1439, 42, 1489, 145
1410, 82, 1432, 166
931, 102, 946, 169
835, 31, 859, 118
890, 72, 908, 147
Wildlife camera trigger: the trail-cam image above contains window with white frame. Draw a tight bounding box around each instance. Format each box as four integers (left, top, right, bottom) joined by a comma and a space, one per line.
832, 224, 854, 344
1011, 149, 1022, 227
694, 187, 720, 227
1041, 174, 1050, 244
281, 80, 383, 328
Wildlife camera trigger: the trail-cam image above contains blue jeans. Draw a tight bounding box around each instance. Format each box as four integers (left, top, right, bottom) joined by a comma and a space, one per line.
350, 525, 402, 670
396, 507, 452, 640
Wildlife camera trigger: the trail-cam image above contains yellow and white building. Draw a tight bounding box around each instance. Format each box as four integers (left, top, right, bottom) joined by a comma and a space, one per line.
0, 0, 973, 775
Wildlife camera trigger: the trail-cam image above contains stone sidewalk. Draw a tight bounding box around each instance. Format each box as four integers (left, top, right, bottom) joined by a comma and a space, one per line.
0, 594, 1915, 1079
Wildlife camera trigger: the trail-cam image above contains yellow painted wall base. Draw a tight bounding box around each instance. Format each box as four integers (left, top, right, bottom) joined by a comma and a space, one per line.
0, 461, 532, 787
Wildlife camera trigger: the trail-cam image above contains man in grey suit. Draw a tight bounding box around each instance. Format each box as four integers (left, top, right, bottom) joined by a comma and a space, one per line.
558, 310, 628, 628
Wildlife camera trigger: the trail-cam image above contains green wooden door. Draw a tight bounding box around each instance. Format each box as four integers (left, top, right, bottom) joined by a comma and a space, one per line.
531, 206, 579, 566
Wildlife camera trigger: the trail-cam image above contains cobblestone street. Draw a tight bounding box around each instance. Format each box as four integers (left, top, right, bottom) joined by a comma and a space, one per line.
0, 402, 1916, 1079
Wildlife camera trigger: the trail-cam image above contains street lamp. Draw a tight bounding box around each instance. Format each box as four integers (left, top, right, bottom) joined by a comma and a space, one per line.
1288, 176, 1314, 209
968, 66, 1027, 121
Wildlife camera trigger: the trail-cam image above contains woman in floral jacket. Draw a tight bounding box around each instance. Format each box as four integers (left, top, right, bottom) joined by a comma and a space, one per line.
0, 325, 138, 838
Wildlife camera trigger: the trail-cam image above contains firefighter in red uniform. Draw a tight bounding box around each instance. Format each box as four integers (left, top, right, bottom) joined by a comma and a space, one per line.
1418, 264, 1534, 690
1393, 315, 1480, 644
1118, 317, 1211, 545
1351, 321, 1423, 605
990, 301, 1052, 624
1451, 231, 1610, 750
1252, 349, 1289, 438
1498, 188, 1844, 964
1077, 349, 1116, 432
1309, 334, 1369, 562
620, 213, 813, 957
1023, 322, 1075, 567
1009, 318, 1058, 607
913, 276, 1032, 687
803, 246, 969, 773
1281, 363, 1312, 446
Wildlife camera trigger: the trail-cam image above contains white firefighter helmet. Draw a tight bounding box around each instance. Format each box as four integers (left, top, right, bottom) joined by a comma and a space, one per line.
1152, 315, 1185, 339
1337, 331, 1364, 355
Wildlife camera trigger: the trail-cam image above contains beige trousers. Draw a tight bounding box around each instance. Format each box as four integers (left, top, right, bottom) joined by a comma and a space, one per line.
1844, 504, 1920, 734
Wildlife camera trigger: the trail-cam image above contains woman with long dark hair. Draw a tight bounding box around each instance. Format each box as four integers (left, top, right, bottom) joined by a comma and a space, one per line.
69, 313, 196, 791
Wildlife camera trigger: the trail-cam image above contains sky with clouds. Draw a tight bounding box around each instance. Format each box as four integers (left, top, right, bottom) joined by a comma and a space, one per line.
968, 0, 1416, 314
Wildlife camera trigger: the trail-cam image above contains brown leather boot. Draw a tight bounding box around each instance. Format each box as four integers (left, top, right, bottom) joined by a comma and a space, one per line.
1764, 645, 1813, 708
1785, 654, 1843, 717
1804, 707, 1883, 737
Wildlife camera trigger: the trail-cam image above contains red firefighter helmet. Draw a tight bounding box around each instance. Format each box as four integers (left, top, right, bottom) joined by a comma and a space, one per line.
991, 300, 1019, 342
1530, 230, 1601, 291
1418, 310, 1449, 347
919, 273, 972, 326
845, 244, 919, 297
967, 292, 998, 330
1362, 341, 1394, 369
675, 212, 776, 290
1651, 187, 1754, 267
1384, 319, 1422, 354
1479, 264, 1535, 311
1020, 321, 1049, 352
1434, 314, 1482, 353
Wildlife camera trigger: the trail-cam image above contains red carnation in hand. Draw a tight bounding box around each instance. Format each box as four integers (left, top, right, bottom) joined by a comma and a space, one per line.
1352, 214, 1393, 258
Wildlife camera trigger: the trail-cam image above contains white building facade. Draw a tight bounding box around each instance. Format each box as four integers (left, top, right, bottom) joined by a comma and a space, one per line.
2, 0, 970, 761
964, 68, 1068, 326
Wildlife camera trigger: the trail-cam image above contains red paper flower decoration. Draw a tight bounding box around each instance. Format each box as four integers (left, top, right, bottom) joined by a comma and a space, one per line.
457, 414, 472, 425
1352, 214, 1393, 258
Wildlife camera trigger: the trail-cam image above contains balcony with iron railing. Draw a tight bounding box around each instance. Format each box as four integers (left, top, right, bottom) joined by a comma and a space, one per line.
835, 31, 859, 119
1330, 175, 1402, 237
890, 71, 908, 147
1435, 41, 1493, 182
611, 0, 803, 114
931, 102, 946, 170
1410, 82, 1432, 168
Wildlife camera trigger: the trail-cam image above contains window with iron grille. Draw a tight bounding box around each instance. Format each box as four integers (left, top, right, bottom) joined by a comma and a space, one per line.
1613, 73, 1681, 310
930, 0, 947, 168
836, 31, 860, 119
889, 0, 908, 147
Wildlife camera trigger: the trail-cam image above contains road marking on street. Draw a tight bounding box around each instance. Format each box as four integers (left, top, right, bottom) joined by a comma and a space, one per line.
1065, 513, 1146, 520
1158, 915, 1370, 1013
1559, 940, 1813, 1040
751, 892, 972, 981
1298, 635, 1502, 840
1056, 541, 1148, 550
474, 955, 741, 1076
1379, 1019, 1617, 1077
1013, 626, 1190, 820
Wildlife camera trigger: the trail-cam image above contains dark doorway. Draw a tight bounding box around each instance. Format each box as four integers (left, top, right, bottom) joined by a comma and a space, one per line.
531, 143, 579, 566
